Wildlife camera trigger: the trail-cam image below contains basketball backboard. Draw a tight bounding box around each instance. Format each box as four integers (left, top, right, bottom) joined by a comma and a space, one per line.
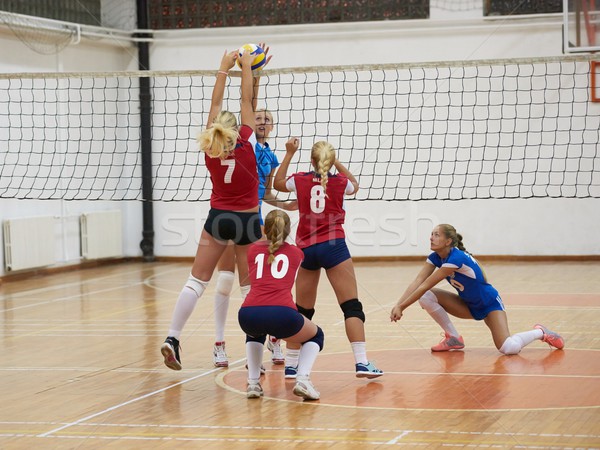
563, 0, 600, 52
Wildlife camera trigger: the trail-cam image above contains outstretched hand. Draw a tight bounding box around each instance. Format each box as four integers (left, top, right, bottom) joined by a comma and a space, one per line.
390, 304, 404, 322
285, 137, 300, 155
220, 50, 237, 72
238, 49, 255, 69
258, 42, 273, 69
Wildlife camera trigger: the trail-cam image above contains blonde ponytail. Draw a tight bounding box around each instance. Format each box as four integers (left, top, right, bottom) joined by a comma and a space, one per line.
197, 111, 238, 159
263, 210, 291, 264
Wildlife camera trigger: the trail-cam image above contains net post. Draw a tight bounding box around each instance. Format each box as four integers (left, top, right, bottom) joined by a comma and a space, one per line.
136, 0, 155, 262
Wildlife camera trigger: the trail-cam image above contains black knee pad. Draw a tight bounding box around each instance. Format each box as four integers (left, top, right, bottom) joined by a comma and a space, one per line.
296, 304, 315, 320
303, 326, 324, 351
340, 298, 365, 322
245, 334, 266, 345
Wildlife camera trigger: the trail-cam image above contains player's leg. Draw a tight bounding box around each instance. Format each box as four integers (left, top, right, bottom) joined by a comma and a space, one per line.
284, 267, 320, 378
283, 315, 323, 401
325, 257, 382, 378
419, 288, 470, 351
162, 229, 227, 370
212, 244, 236, 368
485, 311, 564, 354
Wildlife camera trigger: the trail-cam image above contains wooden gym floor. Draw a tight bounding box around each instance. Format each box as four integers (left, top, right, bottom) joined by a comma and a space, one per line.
0, 259, 599, 449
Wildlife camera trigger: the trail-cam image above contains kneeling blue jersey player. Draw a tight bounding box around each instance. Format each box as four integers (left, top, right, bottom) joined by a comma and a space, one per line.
390, 224, 564, 354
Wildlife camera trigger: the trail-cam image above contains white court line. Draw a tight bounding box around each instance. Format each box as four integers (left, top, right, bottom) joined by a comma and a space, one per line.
37, 357, 247, 438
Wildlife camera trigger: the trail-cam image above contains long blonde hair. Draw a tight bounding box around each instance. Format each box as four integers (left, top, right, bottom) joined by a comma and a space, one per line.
311, 141, 336, 194
197, 111, 238, 159
263, 210, 291, 264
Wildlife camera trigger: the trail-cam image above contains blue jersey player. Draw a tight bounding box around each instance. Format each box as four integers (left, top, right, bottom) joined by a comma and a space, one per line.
390, 224, 564, 355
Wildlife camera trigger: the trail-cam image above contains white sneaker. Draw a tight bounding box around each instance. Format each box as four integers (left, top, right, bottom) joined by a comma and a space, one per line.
267, 338, 285, 365
246, 382, 263, 399
293, 375, 320, 401
213, 341, 228, 367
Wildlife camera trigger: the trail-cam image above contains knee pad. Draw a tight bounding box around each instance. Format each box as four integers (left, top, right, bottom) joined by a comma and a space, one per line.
215, 271, 235, 296
185, 274, 209, 297
340, 298, 365, 322
240, 284, 251, 299
245, 334, 266, 344
296, 305, 315, 320
303, 326, 324, 351
499, 336, 522, 355
418, 290, 440, 312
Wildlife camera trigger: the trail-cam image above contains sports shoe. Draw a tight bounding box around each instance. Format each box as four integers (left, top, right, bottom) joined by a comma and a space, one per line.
246, 382, 263, 399
534, 324, 565, 349
284, 365, 298, 379
293, 375, 320, 401
431, 333, 465, 352
161, 336, 182, 371
355, 361, 384, 379
267, 338, 285, 365
213, 341, 229, 367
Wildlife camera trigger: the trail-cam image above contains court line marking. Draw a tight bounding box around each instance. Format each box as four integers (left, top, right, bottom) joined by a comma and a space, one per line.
36, 357, 247, 438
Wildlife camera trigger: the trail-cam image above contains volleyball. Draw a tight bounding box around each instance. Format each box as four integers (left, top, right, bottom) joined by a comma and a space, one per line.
237, 43, 266, 71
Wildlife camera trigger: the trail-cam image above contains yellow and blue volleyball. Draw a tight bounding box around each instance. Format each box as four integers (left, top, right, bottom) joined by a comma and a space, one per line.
236, 43, 266, 71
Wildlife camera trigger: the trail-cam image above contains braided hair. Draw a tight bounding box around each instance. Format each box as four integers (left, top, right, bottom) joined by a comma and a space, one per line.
263, 210, 291, 264
310, 141, 336, 195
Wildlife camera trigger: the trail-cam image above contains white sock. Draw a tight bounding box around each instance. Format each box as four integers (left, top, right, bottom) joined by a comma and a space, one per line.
419, 291, 460, 337
297, 342, 320, 378
246, 341, 264, 383
512, 329, 543, 347
285, 348, 300, 368
351, 341, 368, 365
214, 271, 234, 342
168, 287, 201, 338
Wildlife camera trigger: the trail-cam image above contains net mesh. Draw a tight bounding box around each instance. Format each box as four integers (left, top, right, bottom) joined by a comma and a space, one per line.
1, 55, 599, 201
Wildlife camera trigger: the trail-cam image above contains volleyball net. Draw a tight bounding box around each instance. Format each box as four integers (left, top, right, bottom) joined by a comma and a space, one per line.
0, 54, 598, 202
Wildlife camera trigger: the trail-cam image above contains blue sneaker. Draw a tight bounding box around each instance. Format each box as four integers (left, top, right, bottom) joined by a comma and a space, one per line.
355, 361, 383, 379
284, 365, 298, 379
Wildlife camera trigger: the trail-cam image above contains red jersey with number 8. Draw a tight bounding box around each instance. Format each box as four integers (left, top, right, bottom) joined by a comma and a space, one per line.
286, 172, 352, 249
205, 124, 258, 210
243, 241, 304, 308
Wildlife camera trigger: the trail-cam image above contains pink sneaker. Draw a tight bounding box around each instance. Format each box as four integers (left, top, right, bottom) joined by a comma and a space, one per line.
534, 324, 564, 349
431, 333, 465, 352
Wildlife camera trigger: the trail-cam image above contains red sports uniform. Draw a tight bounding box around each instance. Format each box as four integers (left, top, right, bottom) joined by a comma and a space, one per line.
286, 172, 354, 249
243, 241, 304, 308
205, 124, 258, 210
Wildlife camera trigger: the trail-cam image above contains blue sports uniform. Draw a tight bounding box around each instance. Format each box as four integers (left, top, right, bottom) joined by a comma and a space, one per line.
427, 247, 505, 320
255, 141, 279, 224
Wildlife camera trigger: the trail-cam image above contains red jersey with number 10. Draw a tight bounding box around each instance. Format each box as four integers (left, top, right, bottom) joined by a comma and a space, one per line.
243, 241, 304, 308
205, 124, 258, 210
286, 171, 352, 249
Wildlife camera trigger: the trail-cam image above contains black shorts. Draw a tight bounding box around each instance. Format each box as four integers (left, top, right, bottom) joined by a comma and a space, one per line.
203, 208, 262, 245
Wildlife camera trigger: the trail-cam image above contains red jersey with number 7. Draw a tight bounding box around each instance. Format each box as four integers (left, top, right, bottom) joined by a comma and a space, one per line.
243, 241, 304, 308
205, 124, 259, 210
285, 171, 354, 249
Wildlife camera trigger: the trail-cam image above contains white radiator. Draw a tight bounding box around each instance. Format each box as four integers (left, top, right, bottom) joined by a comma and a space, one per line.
3, 216, 56, 271
80, 210, 123, 260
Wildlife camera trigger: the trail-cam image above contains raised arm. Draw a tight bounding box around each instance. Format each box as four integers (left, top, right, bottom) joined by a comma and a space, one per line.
206, 50, 237, 127
252, 43, 272, 112
238, 50, 255, 130
389, 264, 453, 322
274, 137, 300, 192
334, 159, 359, 194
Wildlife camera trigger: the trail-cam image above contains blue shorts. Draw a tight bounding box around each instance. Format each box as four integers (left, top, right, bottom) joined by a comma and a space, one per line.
238, 305, 305, 341
203, 208, 261, 245
301, 238, 351, 270
466, 295, 505, 320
